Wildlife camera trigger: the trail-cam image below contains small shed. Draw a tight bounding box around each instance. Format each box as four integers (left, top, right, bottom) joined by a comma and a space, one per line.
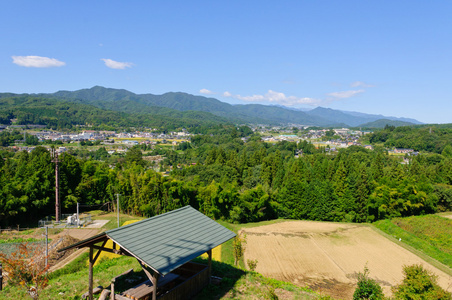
58, 206, 236, 300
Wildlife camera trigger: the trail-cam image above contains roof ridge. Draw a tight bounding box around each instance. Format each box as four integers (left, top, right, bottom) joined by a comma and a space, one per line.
106, 205, 192, 234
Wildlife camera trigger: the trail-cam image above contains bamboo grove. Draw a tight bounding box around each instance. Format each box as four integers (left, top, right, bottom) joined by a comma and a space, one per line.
1, 129, 452, 227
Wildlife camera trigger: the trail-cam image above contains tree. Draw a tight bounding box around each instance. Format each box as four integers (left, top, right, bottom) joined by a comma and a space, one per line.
125, 147, 144, 166
442, 145, 452, 158
233, 234, 247, 266
392, 264, 452, 300
25, 133, 39, 146
353, 265, 384, 300
0, 243, 49, 299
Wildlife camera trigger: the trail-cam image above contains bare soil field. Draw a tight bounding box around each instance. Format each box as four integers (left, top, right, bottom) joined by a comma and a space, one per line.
243, 221, 452, 299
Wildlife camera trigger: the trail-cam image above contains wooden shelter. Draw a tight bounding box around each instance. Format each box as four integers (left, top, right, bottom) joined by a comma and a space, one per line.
58, 206, 236, 300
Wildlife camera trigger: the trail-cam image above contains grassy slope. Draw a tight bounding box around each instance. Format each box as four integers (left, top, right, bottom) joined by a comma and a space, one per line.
373, 214, 452, 276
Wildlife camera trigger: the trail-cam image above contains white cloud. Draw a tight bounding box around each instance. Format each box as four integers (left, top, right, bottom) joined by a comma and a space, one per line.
224, 90, 320, 106
327, 89, 365, 99
350, 81, 374, 88
12, 56, 66, 68
101, 58, 133, 69
200, 89, 214, 95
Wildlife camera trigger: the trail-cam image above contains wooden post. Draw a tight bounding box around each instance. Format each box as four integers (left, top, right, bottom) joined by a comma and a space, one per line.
207, 249, 212, 284
151, 273, 159, 300
140, 262, 159, 300
89, 246, 94, 300
110, 278, 115, 300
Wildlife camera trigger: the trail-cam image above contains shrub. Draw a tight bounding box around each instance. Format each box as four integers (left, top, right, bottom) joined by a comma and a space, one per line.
353, 265, 384, 300
247, 259, 258, 271
392, 264, 452, 300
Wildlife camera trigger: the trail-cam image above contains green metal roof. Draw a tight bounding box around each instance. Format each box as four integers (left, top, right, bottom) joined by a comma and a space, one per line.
59, 206, 236, 276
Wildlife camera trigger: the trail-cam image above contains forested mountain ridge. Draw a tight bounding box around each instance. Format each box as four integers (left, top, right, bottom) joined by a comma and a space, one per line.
307, 107, 422, 127
0, 96, 230, 131
358, 119, 416, 128
0, 86, 422, 126
340, 109, 421, 125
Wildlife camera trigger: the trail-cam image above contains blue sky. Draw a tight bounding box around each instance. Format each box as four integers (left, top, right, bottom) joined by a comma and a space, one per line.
1, 1, 451, 124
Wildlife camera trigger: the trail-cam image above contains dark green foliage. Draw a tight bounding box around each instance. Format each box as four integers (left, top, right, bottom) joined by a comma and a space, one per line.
353, 266, 384, 300
125, 147, 145, 166
2, 126, 452, 227
0, 130, 23, 146
392, 264, 452, 300
0, 95, 229, 132
25, 133, 39, 145
368, 125, 452, 154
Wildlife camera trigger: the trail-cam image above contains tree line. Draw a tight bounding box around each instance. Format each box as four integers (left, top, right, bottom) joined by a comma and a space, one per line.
366, 124, 452, 154
1, 126, 452, 227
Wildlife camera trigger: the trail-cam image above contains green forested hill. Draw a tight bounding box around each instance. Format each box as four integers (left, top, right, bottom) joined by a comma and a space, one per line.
46, 86, 320, 125
367, 125, 452, 153
0, 86, 424, 126
359, 119, 416, 128
0, 96, 229, 130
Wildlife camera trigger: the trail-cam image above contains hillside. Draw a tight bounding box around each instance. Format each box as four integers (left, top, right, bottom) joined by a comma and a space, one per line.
358, 118, 416, 128
0, 86, 423, 127
340, 110, 422, 125
366, 125, 452, 153
0, 95, 229, 130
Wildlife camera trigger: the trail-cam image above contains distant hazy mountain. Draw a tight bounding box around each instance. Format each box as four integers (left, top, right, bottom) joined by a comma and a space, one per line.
338, 109, 422, 125
358, 119, 417, 128
0, 86, 423, 127
305, 107, 422, 127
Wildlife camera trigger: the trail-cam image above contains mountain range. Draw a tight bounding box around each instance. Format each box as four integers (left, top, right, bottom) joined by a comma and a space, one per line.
1, 86, 422, 127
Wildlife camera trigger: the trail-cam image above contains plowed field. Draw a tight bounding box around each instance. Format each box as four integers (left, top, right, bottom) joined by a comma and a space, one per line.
243, 221, 452, 299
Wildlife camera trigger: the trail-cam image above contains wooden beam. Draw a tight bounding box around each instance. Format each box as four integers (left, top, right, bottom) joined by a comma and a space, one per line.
92, 240, 108, 265
92, 245, 116, 253
91, 245, 134, 257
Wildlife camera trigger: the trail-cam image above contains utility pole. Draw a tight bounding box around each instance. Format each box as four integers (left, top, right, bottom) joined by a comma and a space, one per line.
116, 194, 121, 228
52, 149, 60, 222
77, 203, 80, 227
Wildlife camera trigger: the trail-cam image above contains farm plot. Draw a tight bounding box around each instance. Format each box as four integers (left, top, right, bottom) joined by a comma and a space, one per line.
243, 221, 452, 299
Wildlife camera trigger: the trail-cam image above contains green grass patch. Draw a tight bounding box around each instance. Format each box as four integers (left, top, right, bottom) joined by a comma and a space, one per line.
393, 215, 452, 256
373, 215, 452, 274
0, 237, 44, 244
93, 212, 145, 231
0, 253, 142, 300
